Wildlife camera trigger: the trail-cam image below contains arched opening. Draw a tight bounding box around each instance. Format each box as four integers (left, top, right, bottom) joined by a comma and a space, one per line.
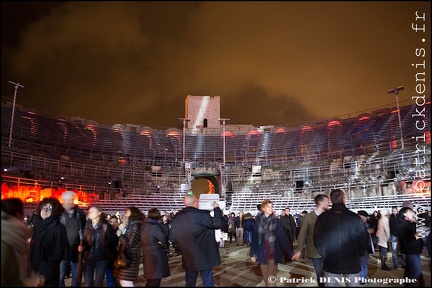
191, 176, 220, 198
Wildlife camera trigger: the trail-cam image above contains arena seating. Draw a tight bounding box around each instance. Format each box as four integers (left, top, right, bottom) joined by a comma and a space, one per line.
1, 99, 430, 215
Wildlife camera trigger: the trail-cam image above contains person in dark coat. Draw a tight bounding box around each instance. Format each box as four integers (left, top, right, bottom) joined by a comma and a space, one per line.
106, 216, 120, 287
113, 206, 144, 287
243, 213, 255, 246
221, 211, 229, 234
250, 199, 293, 287
279, 207, 296, 251
369, 210, 379, 249
141, 208, 170, 287
314, 189, 368, 286
397, 207, 425, 287
30, 197, 68, 287
227, 212, 236, 243
357, 210, 375, 285
80, 205, 117, 287
59, 190, 87, 287
169, 195, 222, 287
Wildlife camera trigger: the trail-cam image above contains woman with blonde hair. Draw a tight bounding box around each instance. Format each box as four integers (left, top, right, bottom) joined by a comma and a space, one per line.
376, 209, 391, 270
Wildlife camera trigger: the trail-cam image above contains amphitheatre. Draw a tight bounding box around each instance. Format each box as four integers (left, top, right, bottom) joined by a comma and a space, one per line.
1, 95, 430, 215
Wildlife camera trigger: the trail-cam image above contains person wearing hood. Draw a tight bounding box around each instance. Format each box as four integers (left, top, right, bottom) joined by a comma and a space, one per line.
30, 197, 68, 286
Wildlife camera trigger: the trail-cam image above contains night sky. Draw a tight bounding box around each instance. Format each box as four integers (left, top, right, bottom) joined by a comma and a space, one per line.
1, 1, 430, 129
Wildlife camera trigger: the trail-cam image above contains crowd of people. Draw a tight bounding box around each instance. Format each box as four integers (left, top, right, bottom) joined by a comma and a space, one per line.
1, 189, 431, 287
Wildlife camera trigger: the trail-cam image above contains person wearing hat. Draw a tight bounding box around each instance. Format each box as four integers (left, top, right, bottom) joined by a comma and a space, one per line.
402, 200, 414, 210
397, 206, 425, 287
357, 210, 375, 285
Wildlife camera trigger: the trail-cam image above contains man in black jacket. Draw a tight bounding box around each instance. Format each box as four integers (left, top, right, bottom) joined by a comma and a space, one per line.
169, 195, 222, 287
279, 207, 296, 251
59, 191, 87, 287
314, 189, 368, 287
389, 206, 402, 269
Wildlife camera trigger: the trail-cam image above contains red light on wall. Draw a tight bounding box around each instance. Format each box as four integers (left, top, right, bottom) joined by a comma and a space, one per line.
167, 131, 180, 138
247, 130, 261, 136
327, 120, 341, 127
222, 131, 234, 137
359, 116, 370, 121
301, 125, 312, 132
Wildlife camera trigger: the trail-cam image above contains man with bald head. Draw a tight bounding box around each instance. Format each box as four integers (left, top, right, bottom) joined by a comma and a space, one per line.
169, 194, 222, 287
59, 191, 86, 287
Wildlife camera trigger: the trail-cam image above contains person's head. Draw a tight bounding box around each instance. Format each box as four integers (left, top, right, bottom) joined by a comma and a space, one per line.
399, 206, 415, 222
280, 209, 286, 216
24, 215, 30, 222
109, 215, 119, 229
147, 208, 161, 221
391, 206, 398, 215
230, 212, 235, 217
379, 209, 389, 218
261, 199, 274, 216
37, 197, 63, 220
257, 204, 261, 212
125, 206, 145, 222
184, 195, 199, 208
284, 207, 291, 215
417, 207, 424, 214
315, 194, 330, 211
402, 200, 414, 209
1, 197, 24, 221
373, 210, 378, 217
87, 205, 103, 222
61, 191, 77, 211
357, 210, 369, 223
162, 214, 168, 223
330, 189, 345, 204
238, 211, 244, 217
